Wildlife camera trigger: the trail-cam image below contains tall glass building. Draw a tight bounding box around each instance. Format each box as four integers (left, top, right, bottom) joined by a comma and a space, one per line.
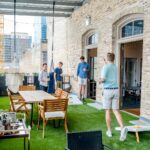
41, 16, 47, 43
4, 33, 32, 63
0, 16, 4, 65
33, 16, 47, 65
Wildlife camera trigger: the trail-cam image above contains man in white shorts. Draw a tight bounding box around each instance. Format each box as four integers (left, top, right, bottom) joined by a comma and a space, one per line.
77, 56, 90, 101
99, 53, 128, 141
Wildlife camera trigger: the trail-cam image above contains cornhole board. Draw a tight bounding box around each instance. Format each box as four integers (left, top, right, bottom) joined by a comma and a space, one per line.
129, 117, 150, 126
115, 125, 150, 143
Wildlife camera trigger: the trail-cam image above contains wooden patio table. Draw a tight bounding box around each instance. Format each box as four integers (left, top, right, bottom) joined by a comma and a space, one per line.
19, 90, 57, 128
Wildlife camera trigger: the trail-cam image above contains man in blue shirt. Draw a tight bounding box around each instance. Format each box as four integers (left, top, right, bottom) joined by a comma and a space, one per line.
54, 62, 63, 88
100, 53, 128, 141
77, 56, 90, 100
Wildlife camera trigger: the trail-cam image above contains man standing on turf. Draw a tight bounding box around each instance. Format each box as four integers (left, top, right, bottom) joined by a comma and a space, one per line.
77, 56, 90, 101
38, 63, 49, 92
54, 62, 63, 89
99, 52, 128, 141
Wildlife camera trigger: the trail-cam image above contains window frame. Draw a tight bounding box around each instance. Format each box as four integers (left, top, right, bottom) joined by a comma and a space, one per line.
120, 19, 144, 39
86, 33, 98, 46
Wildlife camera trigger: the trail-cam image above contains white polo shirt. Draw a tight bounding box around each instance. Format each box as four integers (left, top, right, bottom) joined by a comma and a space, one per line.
38, 70, 48, 87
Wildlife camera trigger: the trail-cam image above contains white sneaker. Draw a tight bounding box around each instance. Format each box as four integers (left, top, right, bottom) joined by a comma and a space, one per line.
106, 130, 112, 137
120, 127, 128, 141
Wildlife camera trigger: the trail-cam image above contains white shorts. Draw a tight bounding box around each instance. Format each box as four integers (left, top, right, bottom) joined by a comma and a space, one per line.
103, 89, 119, 110
78, 77, 87, 85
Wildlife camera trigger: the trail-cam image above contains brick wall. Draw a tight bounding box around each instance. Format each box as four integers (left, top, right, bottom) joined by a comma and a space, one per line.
47, 0, 150, 119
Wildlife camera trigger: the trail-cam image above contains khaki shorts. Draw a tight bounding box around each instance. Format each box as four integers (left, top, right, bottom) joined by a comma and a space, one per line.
103, 89, 119, 110
56, 81, 62, 89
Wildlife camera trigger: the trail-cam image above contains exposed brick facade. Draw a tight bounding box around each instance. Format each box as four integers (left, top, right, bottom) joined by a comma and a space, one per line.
47, 0, 150, 119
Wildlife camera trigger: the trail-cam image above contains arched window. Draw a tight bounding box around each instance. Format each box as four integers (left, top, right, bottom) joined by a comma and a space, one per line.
87, 33, 98, 45
121, 20, 143, 38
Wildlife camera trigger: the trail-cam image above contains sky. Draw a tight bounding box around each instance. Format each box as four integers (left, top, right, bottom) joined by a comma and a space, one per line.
4, 15, 35, 37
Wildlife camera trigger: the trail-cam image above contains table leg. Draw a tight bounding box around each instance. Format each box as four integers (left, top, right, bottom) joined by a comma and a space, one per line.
28, 138, 30, 150
24, 137, 26, 150
136, 132, 140, 143
53, 120, 55, 128
30, 103, 33, 128
58, 120, 61, 127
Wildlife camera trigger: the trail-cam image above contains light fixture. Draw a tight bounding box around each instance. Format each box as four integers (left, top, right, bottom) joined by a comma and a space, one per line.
85, 15, 91, 26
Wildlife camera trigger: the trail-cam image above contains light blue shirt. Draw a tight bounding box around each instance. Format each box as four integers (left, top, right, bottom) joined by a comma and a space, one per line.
77, 62, 90, 79
101, 64, 118, 88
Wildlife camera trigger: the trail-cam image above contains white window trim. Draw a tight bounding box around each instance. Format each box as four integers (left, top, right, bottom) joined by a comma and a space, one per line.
117, 34, 143, 44
83, 30, 98, 49
116, 14, 144, 40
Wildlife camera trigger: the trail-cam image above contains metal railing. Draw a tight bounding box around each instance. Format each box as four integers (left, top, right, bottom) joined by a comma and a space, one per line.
0, 74, 39, 96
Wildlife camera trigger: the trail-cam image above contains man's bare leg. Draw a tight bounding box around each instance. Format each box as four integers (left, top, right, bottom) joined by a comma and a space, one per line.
105, 109, 112, 131
105, 109, 112, 137
79, 85, 82, 99
113, 110, 124, 128
113, 109, 128, 141
82, 85, 86, 99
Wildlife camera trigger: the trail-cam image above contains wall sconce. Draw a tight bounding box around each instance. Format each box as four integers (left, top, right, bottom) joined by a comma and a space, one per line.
85, 15, 91, 26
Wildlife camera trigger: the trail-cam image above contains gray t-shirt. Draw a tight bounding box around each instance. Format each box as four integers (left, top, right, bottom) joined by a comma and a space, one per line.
38, 70, 48, 87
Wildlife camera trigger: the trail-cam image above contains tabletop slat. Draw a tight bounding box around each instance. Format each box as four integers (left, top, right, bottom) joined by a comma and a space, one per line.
19, 90, 57, 103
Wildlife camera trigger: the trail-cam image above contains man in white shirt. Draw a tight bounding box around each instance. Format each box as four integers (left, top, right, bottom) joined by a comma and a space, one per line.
38, 63, 49, 92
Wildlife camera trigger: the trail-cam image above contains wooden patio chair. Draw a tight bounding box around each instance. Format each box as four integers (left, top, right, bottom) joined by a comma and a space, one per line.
7, 88, 19, 96
54, 88, 63, 97
38, 98, 68, 138
19, 85, 36, 91
7, 89, 31, 116
60, 90, 69, 99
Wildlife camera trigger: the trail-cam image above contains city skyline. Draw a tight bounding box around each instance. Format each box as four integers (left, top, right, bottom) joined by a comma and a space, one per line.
4, 15, 34, 39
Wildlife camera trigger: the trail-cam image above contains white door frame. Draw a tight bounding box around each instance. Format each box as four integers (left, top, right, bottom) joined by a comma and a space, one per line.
82, 30, 98, 98
116, 37, 143, 107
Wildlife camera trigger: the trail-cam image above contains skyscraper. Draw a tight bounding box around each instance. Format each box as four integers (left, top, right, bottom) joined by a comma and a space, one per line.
0, 16, 4, 66
34, 16, 47, 66
41, 16, 47, 64
3, 33, 32, 65
4, 34, 11, 63
41, 16, 47, 43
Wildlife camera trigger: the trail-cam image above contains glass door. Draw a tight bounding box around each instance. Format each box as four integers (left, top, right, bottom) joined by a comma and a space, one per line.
87, 48, 97, 99
125, 58, 137, 87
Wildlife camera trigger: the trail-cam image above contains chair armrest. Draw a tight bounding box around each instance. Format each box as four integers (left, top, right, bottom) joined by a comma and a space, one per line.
103, 144, 114, 150
15, 100, 26, 105
12, 95, 25, 103
14, 101, 24, 104
52, 94, 59, 98
12, 95, 22, 100
54, 95, 60, 98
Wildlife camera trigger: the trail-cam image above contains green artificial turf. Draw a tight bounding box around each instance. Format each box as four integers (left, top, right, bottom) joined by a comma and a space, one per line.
0, 96, 150, 150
